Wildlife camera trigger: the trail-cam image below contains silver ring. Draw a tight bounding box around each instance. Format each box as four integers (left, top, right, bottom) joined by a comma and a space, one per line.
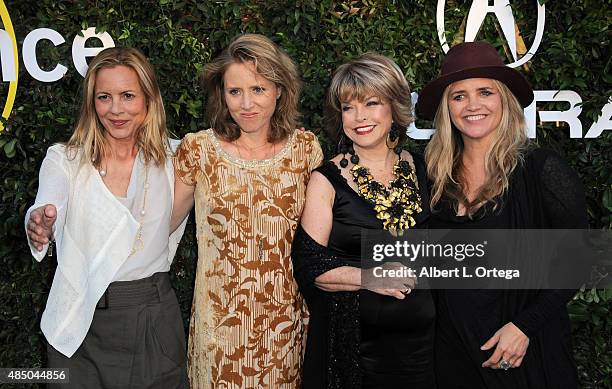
499, 359, 511, 370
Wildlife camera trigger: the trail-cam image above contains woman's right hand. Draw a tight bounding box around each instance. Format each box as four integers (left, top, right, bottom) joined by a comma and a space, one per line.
368, 287, 409, 299
365, 262, 416, 299
27, 204, 57, 251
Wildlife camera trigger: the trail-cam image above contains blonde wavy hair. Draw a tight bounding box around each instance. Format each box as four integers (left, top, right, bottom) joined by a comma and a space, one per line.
67, 47, 169, 167
425, 80, 529, 216
325, 53, 413, 144
202, 33, 301, 142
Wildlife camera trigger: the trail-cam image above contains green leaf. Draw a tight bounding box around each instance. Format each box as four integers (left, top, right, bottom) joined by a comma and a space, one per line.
3, 138, 16, 158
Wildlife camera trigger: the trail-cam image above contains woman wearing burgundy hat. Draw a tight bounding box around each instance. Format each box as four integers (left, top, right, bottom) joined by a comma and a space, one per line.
417, 42, 587, 388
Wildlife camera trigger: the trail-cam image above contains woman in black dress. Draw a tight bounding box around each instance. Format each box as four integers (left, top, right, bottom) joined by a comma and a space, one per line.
291, 53, 435, 388
416, 42, 587, 388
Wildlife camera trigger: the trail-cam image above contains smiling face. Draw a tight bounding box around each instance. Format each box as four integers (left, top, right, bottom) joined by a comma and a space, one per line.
94, 65, 147, 143
341, 95, 393, 150
447, 78, 502, 145
223, 61, 279, 137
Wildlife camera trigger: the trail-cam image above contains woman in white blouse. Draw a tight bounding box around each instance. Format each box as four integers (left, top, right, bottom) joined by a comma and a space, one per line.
25, 47, 188, 388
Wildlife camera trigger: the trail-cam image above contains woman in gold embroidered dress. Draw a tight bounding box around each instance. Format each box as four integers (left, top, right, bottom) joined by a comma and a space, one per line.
171, 34, 323, 388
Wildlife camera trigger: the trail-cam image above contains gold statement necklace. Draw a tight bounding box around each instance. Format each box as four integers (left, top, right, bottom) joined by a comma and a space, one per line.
350, 157, 422, 233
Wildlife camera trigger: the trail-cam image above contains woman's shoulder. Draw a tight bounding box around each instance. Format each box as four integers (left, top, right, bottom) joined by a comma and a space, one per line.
291, 129, 321, 151
47, 143, 67, 156
312, 159, 352, 191
407, 149, 425, 169
314, 159, 339, 175
46, 143, 78, 165
176, 129, 216, 152
181, 128, 214, 143
292, 129, 318, 143
525, 146, 561, 163
522, 146, 575, 176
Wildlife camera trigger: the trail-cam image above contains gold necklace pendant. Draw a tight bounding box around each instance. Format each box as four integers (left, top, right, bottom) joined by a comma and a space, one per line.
350, 158, 422, 232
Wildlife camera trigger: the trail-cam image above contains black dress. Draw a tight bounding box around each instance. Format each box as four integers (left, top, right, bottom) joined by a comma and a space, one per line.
292, 155, 436, 389
431, 148, 588, 389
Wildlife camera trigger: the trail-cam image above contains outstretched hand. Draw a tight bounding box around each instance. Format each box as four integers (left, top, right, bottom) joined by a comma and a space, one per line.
27, 204, 57, 251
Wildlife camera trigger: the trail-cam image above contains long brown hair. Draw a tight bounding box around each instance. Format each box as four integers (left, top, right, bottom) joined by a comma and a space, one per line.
201, 33, 301, 142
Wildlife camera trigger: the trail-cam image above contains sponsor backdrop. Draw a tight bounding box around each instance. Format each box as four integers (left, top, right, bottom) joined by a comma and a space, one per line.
0, 0, 609, 387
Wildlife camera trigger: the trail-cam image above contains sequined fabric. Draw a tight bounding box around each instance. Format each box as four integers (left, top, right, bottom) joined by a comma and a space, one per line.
291, 225, 361, 389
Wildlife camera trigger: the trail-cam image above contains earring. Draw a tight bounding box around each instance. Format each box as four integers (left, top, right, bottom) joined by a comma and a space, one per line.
386, 122, 401, 149
338, 134, 349, 168
338, 134, 360, 167
349, 146, 359, 165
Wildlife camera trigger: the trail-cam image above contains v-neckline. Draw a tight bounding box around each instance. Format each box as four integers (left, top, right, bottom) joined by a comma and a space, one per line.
106, 152, 141, 199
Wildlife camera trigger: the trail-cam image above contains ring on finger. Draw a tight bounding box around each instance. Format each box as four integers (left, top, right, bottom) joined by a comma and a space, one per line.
499, 359, 512, 370
401, 288, 410, 295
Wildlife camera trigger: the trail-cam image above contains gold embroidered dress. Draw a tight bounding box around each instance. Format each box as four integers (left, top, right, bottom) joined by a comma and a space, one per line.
174, 129, 323, 388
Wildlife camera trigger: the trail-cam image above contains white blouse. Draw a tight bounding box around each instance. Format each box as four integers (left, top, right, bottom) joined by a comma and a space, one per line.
112, 151, 172, 281
24, 140, 187, 357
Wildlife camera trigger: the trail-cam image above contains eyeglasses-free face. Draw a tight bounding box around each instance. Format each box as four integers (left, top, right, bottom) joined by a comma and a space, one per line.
94, 65, 147, 143
223, 61, 279, 137
447, 78, 503, 147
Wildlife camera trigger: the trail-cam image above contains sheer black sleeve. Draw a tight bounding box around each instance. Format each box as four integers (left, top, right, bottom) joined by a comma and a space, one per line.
291, 224, 362, 388
512, 149, 588, 337
291, 224, 349, 301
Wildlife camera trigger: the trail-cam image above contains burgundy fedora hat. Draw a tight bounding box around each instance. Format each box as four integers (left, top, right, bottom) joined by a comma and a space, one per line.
416, 41, 534, 120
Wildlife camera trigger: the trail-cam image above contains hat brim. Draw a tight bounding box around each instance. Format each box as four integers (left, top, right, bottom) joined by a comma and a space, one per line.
416, 66, 534, 120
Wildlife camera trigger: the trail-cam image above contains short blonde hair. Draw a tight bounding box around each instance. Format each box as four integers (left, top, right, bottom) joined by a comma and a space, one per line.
325, 53, 413, 144
67, 47, 169, 167
202, 33, 301, 142
425, 79, 529, 216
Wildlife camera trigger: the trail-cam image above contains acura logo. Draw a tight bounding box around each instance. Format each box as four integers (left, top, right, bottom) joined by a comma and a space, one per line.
436, 0, 546, 68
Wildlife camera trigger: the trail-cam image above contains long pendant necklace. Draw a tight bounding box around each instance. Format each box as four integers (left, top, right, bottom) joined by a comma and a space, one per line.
128, 163, 149, 258
350, 157, 422, 232
98, 158, 148, 258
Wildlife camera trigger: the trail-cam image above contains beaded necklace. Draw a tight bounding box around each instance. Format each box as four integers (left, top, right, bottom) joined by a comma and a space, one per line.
349, 157, 422, 233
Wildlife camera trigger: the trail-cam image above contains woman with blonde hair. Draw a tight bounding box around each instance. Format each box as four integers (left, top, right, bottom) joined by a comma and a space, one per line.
291, 53, 434, 388
417, 41, 587, 388
171, 34, 322, 388
25, 47, 188, 388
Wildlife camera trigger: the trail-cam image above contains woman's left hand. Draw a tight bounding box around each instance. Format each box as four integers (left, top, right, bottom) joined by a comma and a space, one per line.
480, 322, 529, 370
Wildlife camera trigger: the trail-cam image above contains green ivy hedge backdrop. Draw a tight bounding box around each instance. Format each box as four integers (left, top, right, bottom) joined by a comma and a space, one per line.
0, 1, 609, 387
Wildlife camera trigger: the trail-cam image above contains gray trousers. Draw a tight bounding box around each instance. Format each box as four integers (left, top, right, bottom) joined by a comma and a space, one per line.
47, 272, 188, 389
